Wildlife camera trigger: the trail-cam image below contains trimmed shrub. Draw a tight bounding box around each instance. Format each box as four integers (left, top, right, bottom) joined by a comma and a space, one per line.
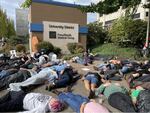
0, 44, 13, 54
67, 43, 84, 54
74, 43, 84, 54
36, 41, 54, 53
16, 44, 26, 52
67, 43, 77, 54
53, 46, 61, 55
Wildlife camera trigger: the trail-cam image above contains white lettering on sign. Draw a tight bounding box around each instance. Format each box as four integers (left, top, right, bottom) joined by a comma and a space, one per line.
43, 21, 79, 52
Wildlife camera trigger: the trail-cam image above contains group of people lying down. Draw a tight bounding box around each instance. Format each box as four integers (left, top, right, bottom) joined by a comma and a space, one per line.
0, 52, 150, 113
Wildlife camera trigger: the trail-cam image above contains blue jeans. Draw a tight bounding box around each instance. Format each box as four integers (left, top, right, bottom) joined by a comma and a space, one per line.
85, 75, 99, 85
121, 66, 133, 74
76, 58, 84, 64
55, 73, 70, 87
0, 70, 7, 79
58, 92, 89, 113
51, 64, 67, 72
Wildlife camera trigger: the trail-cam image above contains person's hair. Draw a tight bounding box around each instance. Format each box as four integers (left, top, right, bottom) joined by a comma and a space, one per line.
49, 99, 65, 112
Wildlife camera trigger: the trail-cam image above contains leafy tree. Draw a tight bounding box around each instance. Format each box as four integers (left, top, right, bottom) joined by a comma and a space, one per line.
109, 17, 147, 48
21, 0, 32, 8
7, 20, 16, 38
0, 9, 16, 39
87, 22, 108, 47
79, 0, 141, 15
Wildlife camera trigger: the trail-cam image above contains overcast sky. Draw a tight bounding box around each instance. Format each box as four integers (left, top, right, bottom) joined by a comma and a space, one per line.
0, 0, 100, 23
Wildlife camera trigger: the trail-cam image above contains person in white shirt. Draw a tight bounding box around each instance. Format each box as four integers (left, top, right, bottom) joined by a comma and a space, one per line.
0, 91, 64, 113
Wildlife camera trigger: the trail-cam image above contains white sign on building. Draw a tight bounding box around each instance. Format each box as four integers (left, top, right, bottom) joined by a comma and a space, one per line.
43, 21, 79, 52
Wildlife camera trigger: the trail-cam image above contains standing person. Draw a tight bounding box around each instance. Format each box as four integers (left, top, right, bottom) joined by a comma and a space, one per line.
0, 91, 64, 113
83, 50, 89, 66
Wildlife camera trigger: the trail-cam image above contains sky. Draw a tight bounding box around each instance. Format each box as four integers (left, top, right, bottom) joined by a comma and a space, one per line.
0, 0, 99, 23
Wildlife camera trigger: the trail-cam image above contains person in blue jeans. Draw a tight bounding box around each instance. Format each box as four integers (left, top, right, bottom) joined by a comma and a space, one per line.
119, 63, 134, 76
0, 68, 18, 80
46, 67, 78, 91
58, 92, 89, 113
52, 90, 110, 113
82, 72, 102, 99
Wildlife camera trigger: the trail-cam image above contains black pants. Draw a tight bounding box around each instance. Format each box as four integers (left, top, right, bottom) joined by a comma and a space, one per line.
0, 91, 26, 112
108, 92, 136, 112
104, 70, 121, 81
0, 70, 31, 91
135, 74, 150, 82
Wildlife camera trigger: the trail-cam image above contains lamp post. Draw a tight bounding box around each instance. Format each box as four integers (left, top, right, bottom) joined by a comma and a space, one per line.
143, 0, 150, 57
146, 8, 150, 48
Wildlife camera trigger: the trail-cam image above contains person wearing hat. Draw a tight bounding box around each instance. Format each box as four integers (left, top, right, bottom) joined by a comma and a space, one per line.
0, 91, 64, 113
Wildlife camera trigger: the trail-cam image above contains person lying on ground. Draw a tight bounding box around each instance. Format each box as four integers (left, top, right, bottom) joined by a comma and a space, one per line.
0, 68, 36, 91
52, 89, 110, 113
0, 91, 64, 113
45, 67, 78, 91
126, 71, 150, 88
82, 72, 102, 99
93, 61, 116, 71
133, 89, 150, 113
8, 67, 58, 91
95, 80, 136, 112
0, 67, 18, 80
8, 62, 71, 91
130, 86, 150, 112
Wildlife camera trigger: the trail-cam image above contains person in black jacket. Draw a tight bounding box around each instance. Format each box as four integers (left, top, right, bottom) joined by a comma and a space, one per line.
45, 67, 78, 91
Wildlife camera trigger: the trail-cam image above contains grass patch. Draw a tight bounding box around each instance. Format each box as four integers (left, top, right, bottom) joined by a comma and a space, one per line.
62, 53, 82, 60
91, 43, 140, 59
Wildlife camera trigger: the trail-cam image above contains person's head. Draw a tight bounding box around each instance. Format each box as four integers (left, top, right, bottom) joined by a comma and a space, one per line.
49, 98, 64, 112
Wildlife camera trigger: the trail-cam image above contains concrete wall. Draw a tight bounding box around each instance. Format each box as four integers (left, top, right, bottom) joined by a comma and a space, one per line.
30, 2, 87, 26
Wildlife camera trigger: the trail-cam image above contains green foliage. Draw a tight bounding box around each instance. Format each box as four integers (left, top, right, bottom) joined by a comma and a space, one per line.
8, 35, 22, 45
53, 46, 61, 55
79, 0, 141, 15
108, 17, 146, 47
92, 43, 140, 59
21, 0, 32, 8
36, 41, 54, 52
0, 44, 13, 54
67, 43, 76, 54
87, 22, 108, 47
63, 53, 82, 60
0, 9, 16, 39
67, 43, 84, 54
16, 44, 26, 53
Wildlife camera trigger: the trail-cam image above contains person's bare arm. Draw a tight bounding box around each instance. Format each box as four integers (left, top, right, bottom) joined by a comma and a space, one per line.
80, 103, 86, 113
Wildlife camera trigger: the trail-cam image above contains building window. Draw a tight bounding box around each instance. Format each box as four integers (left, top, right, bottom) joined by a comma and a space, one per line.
132, 13, 140, 19
49, 31, 56, 39
146, 12, 149, 17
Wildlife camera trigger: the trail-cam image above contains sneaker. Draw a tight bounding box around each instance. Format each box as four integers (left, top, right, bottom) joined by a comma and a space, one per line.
45, 83, 54, 91
88, 90, 95, 99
